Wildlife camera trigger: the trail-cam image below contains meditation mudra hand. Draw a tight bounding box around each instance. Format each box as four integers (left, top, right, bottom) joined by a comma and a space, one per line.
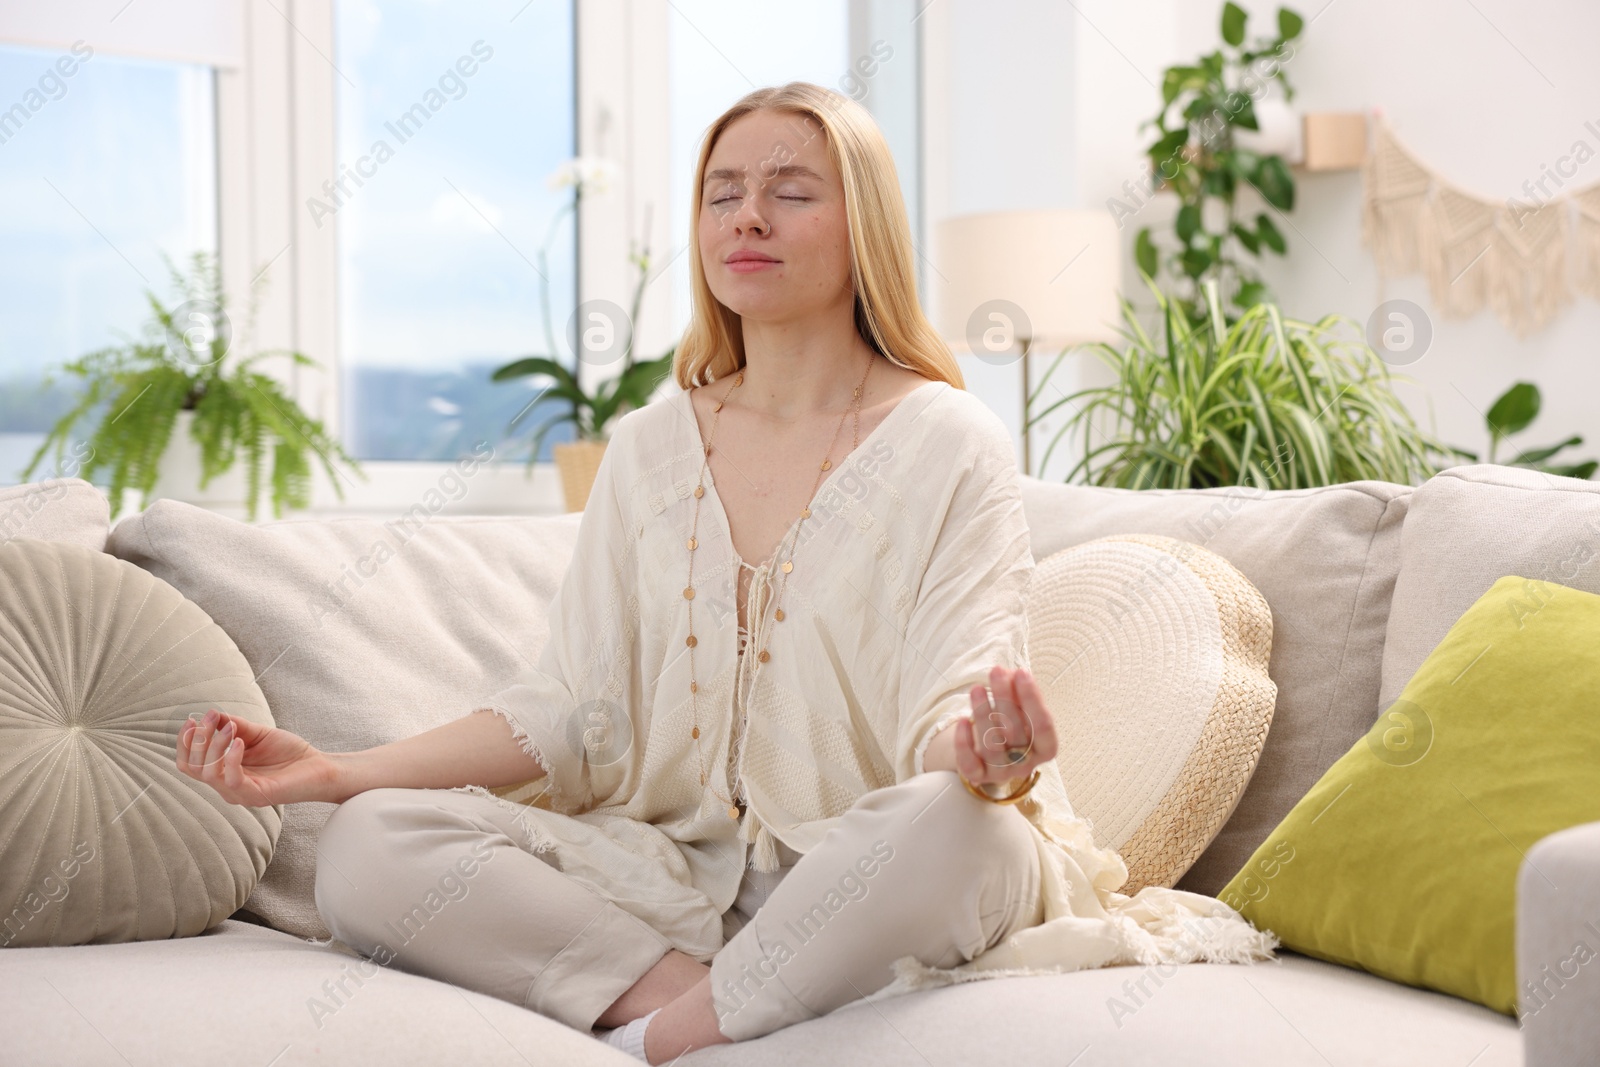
949, 665, 1058, 797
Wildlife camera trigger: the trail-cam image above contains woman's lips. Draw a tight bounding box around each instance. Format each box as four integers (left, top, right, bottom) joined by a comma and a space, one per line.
725, 258, 780, 273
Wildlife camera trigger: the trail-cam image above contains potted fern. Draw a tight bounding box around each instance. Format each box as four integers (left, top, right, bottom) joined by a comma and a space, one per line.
1033, 275, 1468, 489
21, 251, 364, 521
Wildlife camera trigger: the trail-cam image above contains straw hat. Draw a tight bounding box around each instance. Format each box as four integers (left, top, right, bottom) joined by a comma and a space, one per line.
1029, 534, 1277, 893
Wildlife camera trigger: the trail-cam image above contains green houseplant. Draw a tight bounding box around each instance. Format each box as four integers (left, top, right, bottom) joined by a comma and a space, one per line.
488, 159, 674, 511
1455, 381, 1597, 480
1134, 2, 1305, 322
1033, 275, 1466, 490
21, 251, 364, 520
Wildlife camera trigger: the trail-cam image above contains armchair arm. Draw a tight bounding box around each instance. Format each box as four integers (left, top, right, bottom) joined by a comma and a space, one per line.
1518, 819, 1600, 1066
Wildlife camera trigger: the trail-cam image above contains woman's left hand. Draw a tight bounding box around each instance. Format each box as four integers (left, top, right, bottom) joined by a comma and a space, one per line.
954, 666, 1059, 788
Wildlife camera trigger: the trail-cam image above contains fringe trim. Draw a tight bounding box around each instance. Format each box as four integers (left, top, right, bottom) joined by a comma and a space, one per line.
446, 783, 561, 858
1574, 187, 1600, 302
1109, 907, 1283, 968
471, 705, 576, 813
913, 707, 971, 777
737, 799, 782, 873
1363, 117, 1600, 335
1490, 200, 1568, 337
1416, 185, 1493, 318
855, 904, 1282, 1006
1360, 120, 1431, 277
859, 954, 1089, 1004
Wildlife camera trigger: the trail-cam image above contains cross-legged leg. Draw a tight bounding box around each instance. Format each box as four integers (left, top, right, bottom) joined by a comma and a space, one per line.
593, 948, 710, 1029
646, 769, 1045, 1060
313, 786, 677, 1033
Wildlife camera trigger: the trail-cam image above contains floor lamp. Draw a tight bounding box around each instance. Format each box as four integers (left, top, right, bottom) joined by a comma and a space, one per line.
934, 210, 1122, 478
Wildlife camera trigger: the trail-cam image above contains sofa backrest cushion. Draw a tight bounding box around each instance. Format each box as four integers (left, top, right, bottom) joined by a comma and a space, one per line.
1018, 476, 1411, 896
1, 478, 110, 552
1381, 464, 1600, 708
107, 499, 581, 941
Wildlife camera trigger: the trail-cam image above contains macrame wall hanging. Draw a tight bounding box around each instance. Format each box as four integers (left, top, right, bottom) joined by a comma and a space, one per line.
1361, 115, 1600, 337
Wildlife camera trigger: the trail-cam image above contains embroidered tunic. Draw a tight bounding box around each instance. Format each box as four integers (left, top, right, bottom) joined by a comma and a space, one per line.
468, 379, 1278, 983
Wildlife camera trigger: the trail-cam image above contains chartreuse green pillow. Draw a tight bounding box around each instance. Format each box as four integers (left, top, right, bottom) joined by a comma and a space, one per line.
1219, 574, 1600, 1017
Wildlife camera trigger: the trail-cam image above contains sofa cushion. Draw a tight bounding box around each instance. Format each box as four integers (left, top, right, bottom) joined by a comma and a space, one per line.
1, 919, 633, 1066
1, 925, 1518, 1066
1029, 534, 1276, 894
1221, 574, 1600, 1017
1381, 463, 1600, 707
0, 477, 110, 552
0, 539, 279, 947
107, 498, 581, 940
1018, 476, 1411, 896
682, 950, 1518, 1066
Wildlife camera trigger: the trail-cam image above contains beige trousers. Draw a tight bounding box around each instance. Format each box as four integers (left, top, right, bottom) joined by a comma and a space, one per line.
313, 770, 1044, 1042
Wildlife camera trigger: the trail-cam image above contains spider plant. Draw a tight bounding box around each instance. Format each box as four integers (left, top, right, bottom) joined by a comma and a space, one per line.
1032, 275, 1466, 489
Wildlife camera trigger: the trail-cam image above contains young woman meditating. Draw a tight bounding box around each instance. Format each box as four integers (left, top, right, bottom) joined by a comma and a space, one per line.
175, 81, 1275, 1065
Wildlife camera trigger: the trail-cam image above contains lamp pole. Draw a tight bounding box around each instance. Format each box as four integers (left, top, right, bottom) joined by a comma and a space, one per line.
1018, 334, 1034, 478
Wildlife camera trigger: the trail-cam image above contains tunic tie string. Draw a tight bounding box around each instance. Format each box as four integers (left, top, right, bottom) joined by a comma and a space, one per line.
732, 559, 783, 873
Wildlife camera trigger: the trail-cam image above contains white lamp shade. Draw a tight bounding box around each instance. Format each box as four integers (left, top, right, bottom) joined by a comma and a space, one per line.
934, 210, 1122, 353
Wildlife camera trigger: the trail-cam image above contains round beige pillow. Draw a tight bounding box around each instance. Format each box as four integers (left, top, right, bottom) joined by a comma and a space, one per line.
0, 538, 279, 946
1031, 534, 1276, 895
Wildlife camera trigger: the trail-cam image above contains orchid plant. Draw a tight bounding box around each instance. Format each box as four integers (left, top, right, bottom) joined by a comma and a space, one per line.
490, 156, 675, 471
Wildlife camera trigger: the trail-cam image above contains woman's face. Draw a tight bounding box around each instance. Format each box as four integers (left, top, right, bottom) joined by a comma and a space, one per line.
697, 108, 855, 324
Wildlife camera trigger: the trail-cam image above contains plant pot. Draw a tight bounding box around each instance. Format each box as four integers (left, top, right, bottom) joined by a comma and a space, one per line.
553, 438, 609, 513
146, 410, 255, 520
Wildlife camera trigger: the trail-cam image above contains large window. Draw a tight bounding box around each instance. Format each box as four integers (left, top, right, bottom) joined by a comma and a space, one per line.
0, 2, 922, 507
0, 42, 216, 486
333, 0, 577, 463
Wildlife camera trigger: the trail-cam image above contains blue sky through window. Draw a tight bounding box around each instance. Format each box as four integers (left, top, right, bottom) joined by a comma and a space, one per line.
334, 0, 576, 462
0, 42, 214, 483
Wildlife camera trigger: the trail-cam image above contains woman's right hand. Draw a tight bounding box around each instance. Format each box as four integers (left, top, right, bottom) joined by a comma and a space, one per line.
175, 708, 343, 807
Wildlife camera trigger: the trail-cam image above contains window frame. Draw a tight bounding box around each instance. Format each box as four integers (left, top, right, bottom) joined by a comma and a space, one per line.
240, 0, 667, 515
271, 0, 925, 517
0, 4, 232, 486
218, 0, 599, 515
4, 0, 930, 514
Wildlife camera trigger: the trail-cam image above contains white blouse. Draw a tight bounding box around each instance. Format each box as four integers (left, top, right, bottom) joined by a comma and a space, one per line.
468, 378, 1277, 988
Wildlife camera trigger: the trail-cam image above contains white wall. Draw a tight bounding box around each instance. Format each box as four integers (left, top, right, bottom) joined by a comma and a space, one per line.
937, 0, 1600, 480
924, 0, 1079, 474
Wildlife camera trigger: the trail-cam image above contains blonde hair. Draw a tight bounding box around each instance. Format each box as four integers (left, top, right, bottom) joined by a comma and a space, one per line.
672, 81, 964, 392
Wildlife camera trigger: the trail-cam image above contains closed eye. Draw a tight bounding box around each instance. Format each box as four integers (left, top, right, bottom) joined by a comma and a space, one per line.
710, 194, 811, 204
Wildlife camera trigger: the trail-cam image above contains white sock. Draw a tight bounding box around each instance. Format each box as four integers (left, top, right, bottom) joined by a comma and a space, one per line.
597, 1006, 660, 1062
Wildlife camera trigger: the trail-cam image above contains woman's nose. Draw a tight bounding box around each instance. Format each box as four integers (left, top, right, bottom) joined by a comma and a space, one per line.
732, 198, 767, 234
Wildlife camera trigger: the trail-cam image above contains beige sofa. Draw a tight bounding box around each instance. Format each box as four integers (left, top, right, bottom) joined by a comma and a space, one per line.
3, 462, 1595, 1067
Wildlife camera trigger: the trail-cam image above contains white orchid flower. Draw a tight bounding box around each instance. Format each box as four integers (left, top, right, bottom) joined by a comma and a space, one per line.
546, 156, 620, 195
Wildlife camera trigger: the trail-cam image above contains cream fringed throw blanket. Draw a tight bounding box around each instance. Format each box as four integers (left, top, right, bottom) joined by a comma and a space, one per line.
461, 379, 1279, 989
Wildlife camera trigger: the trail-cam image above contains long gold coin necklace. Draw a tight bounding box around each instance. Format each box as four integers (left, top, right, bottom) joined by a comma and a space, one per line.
684, 355, 875, 821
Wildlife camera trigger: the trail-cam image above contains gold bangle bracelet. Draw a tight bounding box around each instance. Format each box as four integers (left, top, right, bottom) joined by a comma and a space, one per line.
958, 768, 1040, 805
